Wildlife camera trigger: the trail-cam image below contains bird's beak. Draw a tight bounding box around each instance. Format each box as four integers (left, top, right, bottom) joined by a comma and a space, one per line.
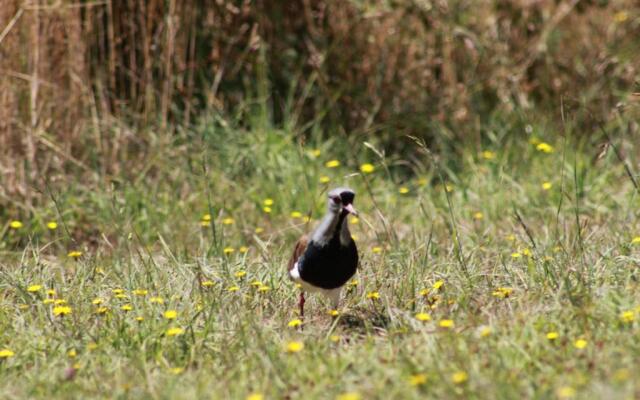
343, 203, 358, 216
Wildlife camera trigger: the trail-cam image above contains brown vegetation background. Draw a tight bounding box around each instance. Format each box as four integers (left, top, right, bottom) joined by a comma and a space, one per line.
1, 0, 639, 203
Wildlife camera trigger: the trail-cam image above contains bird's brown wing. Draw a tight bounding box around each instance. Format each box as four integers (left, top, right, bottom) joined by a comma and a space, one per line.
288, 234, 309, 272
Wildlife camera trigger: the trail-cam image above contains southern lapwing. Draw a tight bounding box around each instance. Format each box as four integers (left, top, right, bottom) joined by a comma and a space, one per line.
288, 187, 359, 317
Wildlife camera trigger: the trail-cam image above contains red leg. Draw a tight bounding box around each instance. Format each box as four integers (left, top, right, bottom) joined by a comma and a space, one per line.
299, 292, 305, 318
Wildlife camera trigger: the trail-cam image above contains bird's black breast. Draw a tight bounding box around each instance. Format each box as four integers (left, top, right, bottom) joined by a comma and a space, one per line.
298, 237, 358, 290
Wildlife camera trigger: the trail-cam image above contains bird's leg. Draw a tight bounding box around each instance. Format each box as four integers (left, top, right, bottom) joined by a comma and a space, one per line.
299, 291, 306, 318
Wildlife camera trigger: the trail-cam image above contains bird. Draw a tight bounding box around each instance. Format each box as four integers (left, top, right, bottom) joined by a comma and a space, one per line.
288, 187, 359, 317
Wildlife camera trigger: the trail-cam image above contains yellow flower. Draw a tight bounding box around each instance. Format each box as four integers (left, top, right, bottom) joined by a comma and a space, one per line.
0, 349, 15, 358
121, 304, 133, 312
43, 299, 55, 305
200, 220, 211, 227
67, 250, 82, 258
479, 326, 492, 338
319, 176, 331, 184
451, 371, 468, 384
348, 280, 358, 287
46, 221, 58, 230
255, 227, 264, 234
92, 298, 103, 305
222, 217, 235, 225
445, 184, 454, 193
263, 198, 274, 206
53, 306, 72, 316
473, 212, 483, 220
46, 289, 56, 296
408, 373, 427, 386
112, 288, 124, 295
239, 246, 249, 253
415, 312, 431, 322
287, 319, 302, 328
166, 327, 185, 336
360, 163, 375, 173
328, 309, 339, 317
523, 248, 532, 257
336, 393, 360, 400
536, 142, 554, 153
202, 214, 212, 222
620, 311, 634, 323
86, 342, 98, 351
150, 296, 164, 304
223, 247, 235, 255
432, 280, 444, 290
133, 289, 148, 296
481, 150, 496, 160
492, 287, 513, 299
246, 393, 264, 400
372, 246, 382, 254
419, 288, 429, 297
398, 187, 409, 194
250, 280, 263, 287
439, 319, 454, 328
325, 160, 340, 168
164, 310, 178, 320
235, 271, 246, 278
285, 341, 304, 353
67, 349, 77, 358
96, 307, 109, 315
329, 335, 341, 342
546, 331, 559, 340
310, 149, 321, 158
290, 211, 302, 219
202, 280, 215, 287
257, 285, 270, 292
169, 367, 184, 375
9, 220, 23, 229
631, 236, 640, 245
136, 316, 144, 322
574, 339, 587, 349
350, 234, 358, 241
542, 181, 553, 190
54, 299, 67, 305
227, 286, 240, 292
263, 207, 272, 214
366, 291, 380, 300
511, 252, 522, 259
614, 11, 628, 23
27, 284, 42, 293
557, 386, 576, 399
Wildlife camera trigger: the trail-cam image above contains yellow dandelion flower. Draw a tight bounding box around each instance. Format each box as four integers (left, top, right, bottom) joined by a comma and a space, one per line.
511, 252, 522, 259
542, 181, 553, 190
53, 306, 72, 316
163, 310, 178, 320
202, 280, 215, 287
546, 331, 559, 340
310, 149, 322, 158
290, 211, 302, 218
409, 373, 427, 386
451, 371, 468, 384
631, 236, 640, 245
250, 280, 262, 287
166, 327, 185, 337
67, 349, 77, 358
136, 316, 144, 322
366, 291, 380, 300
263, 207, 272, 214
319, 176, 331, 184
9, 220, 23, 229
620, 311, 634, 323
330, 335, 341, 342
439, 319, 454, 328
415, 312, 431, 322
222, 217, 235, 225
235, 271, 246, 278
360, 163, 375, 173
492, 287, 513, 298
115, 294, 127, 299
92, 298, 103, 305
473, 212, 483, 220
133, 289, 148, 296
121, 304, 133, 312
150, 296, 164, 304
239, 246, 249, 253
398, 187, 410, 194
325, 160, 340, 168
27, 285, 42, 293
574, 339, 587, 349
202, 214, 212, 222
372, 246, 382, 254
536, 142, 554, 153
246, 393, 264, 400
255, 227, 264, 234
328, 309, 339, 317
348, 280, 358, 287
557, 386, 576, 399
336, 393, 360, 400
67, 250, 82, 258
96, 306, 109, 315
0, 349, 15, 358
42, 299, 54, 305
223, 247, 235, 255
432, 280, 444, 290
419, 288, 429, 297
285, 341, 304, 353
46, 289, 56, 296
350, 216, 359, 224
263, 198, 274, 206
46, 221, 58, 230
287, 319, 302, 328
54, 299, 67, 305
481, 150, 496, 160
614, 11, 628, 23
112, 289, 124, 295
257, 285, 270, 292
227, 286, 240, 292
169, 367, 184, 375
445, 184, 454, 193
479, 326, 492, 338
522, 248, 532, 257
200, 220, 211, 227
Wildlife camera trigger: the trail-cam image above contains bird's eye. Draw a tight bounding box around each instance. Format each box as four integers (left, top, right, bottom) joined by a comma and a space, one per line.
331, 196, 341, 204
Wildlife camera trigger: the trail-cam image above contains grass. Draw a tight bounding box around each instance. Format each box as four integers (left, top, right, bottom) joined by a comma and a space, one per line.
1, 117, 640, 399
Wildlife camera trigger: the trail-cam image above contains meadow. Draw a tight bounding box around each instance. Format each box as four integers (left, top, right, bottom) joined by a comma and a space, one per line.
1, 116, 640, 399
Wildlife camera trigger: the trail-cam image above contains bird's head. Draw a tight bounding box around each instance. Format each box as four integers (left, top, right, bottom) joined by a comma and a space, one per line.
327, 187, 357, 216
